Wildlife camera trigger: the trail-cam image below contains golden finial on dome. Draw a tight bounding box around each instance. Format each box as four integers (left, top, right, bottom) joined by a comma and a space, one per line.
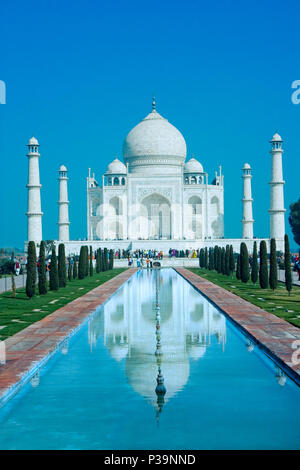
152, 95, 156, 111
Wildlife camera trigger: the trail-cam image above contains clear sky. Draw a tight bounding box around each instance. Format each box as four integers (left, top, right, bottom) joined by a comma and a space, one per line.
0, 0, 299, 249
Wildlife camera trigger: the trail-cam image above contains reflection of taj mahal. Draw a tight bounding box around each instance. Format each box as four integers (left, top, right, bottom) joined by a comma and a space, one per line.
88, 270, 226, 409
87, 98, 224, 241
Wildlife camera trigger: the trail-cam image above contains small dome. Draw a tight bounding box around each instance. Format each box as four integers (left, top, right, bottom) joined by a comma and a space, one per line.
184, 158, 203, 173
187, 344, 206, 361
59, 164, 67, 172
28, 136, 39, 146
270, 132, 282, 142
109, 344, 128, 362
243, 163, 251, 169
106, 158, 127, 174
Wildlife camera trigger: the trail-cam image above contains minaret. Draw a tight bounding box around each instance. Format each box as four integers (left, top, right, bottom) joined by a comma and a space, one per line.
241, 163, 254, 239
26, 137, 43, 244
269, 133, 285, 241
58, 165, 70, 241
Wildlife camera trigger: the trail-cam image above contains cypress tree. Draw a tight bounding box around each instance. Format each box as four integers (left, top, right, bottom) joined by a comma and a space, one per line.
221, 247, 226, 274
89, 246, 93, 276
109, 249, 114, 269
225, 245, 230, 276
49, 246, 59, 291
99, 248, 103, 272
269, 238, 278, 291
84, 246, 89, 277
101, 249, 105, 271
251, 241, 258, 284
38, 240, 47, 295
229, 245, 235, 276
11, 273, 16, 297
73, 259, 78, 279
78, 246, 85, 279
236, 254, 241, 280
68, 257, 72, 282
204, 247, 208, 269
284, 234, 292, 295
199, 248, 204, 268
96, 249, 100, 273
217, 247, 222, 273
208, 248, 214, 270
58, 243, 67, 288
214, 246, 218, 272
26, 241, 37, 298
259, 240, 268, 289
240, 242, 250, 283
214, 246, 218, 271
103, 248, 108, 271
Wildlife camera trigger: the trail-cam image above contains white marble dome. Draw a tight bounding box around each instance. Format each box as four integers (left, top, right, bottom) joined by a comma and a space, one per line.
106, 158, 127, 174
28, 136, 39, 146
271, 132, 282, 142
184, 157, 203, 173
123, 105, 187, 174
243, 163, 251, 170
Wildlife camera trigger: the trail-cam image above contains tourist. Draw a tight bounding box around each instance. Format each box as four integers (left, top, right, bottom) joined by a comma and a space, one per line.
14, 260, 20, 276
296, 260, 300, 281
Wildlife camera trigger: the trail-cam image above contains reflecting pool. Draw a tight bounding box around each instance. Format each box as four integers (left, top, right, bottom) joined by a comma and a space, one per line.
0, 269, 299, 449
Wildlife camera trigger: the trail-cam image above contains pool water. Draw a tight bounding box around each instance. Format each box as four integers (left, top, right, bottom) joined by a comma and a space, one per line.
0, 268, 299, 450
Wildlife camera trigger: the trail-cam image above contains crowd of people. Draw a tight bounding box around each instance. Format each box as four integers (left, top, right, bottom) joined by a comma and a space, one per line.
118, 248, 200, 267
114, 248, 199, 261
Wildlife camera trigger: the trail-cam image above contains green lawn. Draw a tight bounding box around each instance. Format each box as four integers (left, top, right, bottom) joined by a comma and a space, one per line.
189, 268, 300, 328
0, 268, 126, 340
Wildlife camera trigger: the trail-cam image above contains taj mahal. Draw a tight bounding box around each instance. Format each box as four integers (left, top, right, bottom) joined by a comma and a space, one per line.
25, 98, 286, 254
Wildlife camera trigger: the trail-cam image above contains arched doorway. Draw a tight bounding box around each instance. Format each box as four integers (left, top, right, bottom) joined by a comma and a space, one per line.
140, 193, 171, 239
108, 197, 123, 239
188, 196, 202, 239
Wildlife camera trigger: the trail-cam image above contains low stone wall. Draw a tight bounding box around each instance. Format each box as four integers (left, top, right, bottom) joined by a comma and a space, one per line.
52, 237, 272, 256
0, 274, 27, 294
114, 258, 200, 268
0, 272, 49, 294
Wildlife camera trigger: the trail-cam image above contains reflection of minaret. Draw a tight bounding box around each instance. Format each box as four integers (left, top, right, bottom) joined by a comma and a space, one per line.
154, 269, 166, 422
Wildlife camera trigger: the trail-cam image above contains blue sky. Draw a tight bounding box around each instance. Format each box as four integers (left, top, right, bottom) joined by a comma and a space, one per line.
0, 0, 299, 249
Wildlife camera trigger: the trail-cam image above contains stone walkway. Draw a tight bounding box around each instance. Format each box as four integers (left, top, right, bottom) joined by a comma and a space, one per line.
175, 268, 300, 384
0, 269, 137, 403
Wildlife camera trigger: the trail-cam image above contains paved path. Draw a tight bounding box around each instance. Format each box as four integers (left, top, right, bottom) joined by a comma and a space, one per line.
175, 268, 300, 384
0, 268, 137, 404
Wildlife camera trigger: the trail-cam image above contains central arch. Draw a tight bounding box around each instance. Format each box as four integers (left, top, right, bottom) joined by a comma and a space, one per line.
187, 196, 202, 239
107, 197, 123, 239
140, 193, 171, 239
